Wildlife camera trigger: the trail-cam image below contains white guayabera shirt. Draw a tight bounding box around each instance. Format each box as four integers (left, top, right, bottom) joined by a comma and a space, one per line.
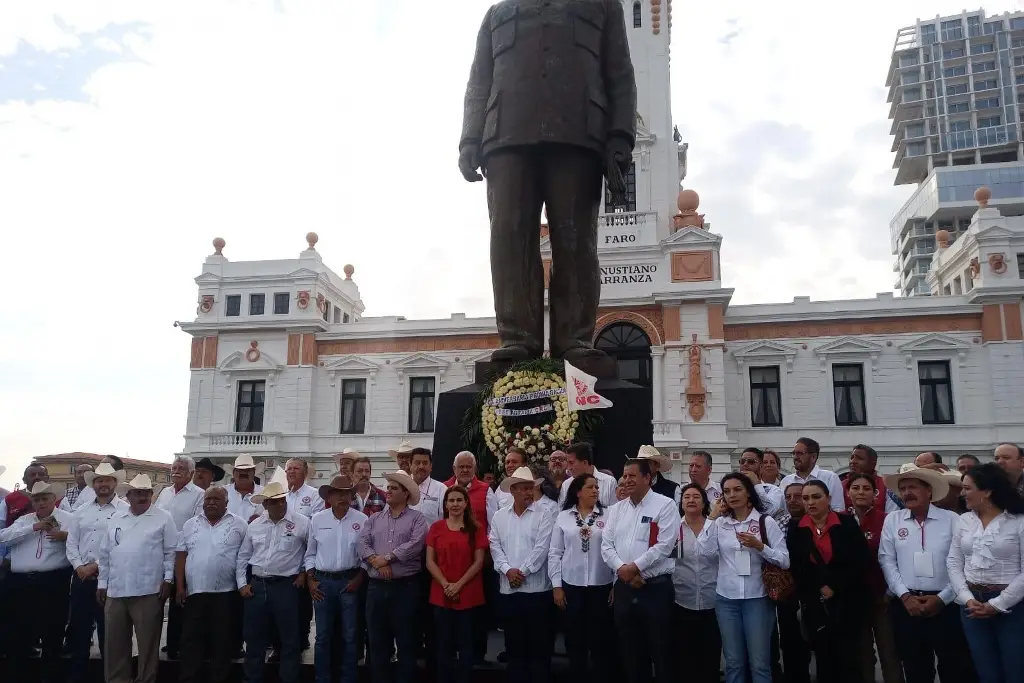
98, 506, 177, 598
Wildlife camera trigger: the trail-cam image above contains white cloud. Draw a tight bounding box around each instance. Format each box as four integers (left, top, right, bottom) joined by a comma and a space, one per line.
0, 0, 987, 486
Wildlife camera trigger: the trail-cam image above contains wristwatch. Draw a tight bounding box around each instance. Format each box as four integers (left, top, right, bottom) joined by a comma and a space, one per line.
384, 553, 394, 564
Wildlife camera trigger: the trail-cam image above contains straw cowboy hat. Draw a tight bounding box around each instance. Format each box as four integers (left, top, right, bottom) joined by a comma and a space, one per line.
941, 469, 966, 487
231, 454, 266, 476
117, 473, 164, 498
884, 465, 950, 502
26, 481, 64, 498
319, 475, 355, 501
500, 466, 540, 493
252, 480, 288, 505
383, 470, 420, 505
388, 441, 415, 460
631, 445, 673, 471
0, 465, 6, 478
333, 448, 362, 466
85, 463, 126, 486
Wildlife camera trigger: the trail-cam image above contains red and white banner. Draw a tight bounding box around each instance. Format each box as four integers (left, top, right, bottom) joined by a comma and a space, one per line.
564, 360, 613, 412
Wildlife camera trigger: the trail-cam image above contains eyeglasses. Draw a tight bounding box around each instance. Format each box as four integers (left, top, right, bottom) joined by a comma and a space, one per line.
738, 458, 759, 465
791, 451, 807, 457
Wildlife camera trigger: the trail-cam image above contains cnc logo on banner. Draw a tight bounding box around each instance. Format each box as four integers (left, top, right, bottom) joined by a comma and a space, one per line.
564, 361, 613, 411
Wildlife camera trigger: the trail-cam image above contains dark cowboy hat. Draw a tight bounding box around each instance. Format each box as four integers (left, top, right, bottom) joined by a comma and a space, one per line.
318, 474, 356, 501
194, 457, 226, 482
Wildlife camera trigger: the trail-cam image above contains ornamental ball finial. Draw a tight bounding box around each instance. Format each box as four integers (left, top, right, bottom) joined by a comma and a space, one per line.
677, 189, 699, 212
212, 237, 225, 255
343, 264, 354, 279
306, 232, 319, 250
975, 186, 992, 207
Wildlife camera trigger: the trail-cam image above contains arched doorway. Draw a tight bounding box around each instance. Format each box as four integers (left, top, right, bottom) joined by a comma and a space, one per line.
595, 322, 652, 388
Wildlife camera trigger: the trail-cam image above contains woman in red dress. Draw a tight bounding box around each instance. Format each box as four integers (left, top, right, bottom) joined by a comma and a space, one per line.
425, 485, 488, 683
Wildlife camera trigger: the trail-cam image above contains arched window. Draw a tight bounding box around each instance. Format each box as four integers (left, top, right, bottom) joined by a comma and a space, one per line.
633, 1, 642, 28
596, 322, 652, 387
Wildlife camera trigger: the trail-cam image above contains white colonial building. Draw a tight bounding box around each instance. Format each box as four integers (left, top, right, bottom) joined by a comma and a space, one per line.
177, 2, 1024, 482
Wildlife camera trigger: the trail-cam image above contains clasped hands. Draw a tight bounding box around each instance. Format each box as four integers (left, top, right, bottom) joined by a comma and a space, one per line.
965, 599, 999, 619
616, 562, 645, 589
900, 593, 944, 617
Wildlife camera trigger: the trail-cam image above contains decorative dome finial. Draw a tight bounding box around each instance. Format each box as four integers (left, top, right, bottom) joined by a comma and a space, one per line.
673, 189, 705, 231
306, 232, 319, 250
936, 229, 951, 249
343, 264, 354, 280
975, 186, 992, 208
212, 237, 226, 256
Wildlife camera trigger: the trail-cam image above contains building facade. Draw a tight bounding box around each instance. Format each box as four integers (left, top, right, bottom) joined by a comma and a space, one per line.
888, 8, 1024, 296
178, 3, 1024, 482
32, 453, 173, 495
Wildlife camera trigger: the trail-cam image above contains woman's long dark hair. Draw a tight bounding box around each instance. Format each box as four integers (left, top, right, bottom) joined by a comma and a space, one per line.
442, 486, 479, 547
720, 472, 766, 514
966, 464, 1024, 514
679, 482, 710, 518
531, 464, 560, 502
563, 473, 602, 512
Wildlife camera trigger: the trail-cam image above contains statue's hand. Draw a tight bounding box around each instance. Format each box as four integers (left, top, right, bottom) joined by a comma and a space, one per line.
459, 144, 484, 182
604, 136, 632, 203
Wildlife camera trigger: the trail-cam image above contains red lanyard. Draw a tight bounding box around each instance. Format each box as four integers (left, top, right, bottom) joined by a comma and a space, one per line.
913, 518, 926, 551
36, 531, 44, 559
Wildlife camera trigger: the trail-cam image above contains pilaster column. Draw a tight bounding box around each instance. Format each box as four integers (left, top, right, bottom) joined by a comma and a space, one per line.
651, 346, 665, 422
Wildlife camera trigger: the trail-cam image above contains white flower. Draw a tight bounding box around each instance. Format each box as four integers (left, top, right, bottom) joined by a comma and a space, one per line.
531, 428, 540, 436
527, 446, 536, 454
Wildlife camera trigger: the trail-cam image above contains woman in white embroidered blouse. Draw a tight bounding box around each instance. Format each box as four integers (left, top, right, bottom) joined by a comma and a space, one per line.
696, 472, 789, 683
946, 463, 1024, 683
548, 474, 617, 683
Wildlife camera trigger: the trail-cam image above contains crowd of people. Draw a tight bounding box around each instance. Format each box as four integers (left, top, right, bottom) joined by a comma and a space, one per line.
0, 437, 1022, 683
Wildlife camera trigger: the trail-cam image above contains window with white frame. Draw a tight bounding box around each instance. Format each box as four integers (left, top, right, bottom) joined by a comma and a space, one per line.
919, 361, 954, 424
750, 366, 782, 427
408, 377, 436, 433
832, 364, 867, 426
236, 380, 266, 432
341, 379, 366, 434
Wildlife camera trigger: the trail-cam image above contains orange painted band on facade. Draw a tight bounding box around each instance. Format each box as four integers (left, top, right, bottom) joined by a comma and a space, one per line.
982, 305, 1003, 342
1002, 303, 1023, 341
317, 334, 501, 356
596, 306, 664, 345
724, 314, 982, 341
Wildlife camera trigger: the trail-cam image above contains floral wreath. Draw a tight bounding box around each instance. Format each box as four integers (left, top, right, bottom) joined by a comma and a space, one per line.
462, 359, 600, 475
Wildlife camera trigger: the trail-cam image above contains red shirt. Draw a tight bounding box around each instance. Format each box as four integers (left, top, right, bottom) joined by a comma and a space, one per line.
426, 519, 488, 610
856, 506, 888, 597
799, 511, 841, 564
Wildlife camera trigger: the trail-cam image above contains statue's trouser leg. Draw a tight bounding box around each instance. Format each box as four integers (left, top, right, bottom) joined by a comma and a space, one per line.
542, 146, 603, 358
485, 148, 546, 355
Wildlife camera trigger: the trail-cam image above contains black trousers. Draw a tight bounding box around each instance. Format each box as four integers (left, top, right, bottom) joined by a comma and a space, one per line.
179, 592, 236, 683
889, 593, 978, 683
366, 577, 420, 683
563, 583, 617, 683
8, 568, 73, 682
613, 576, 675, 683
672, 604, 721, 683
165, 580, 183, 655
418, 564, 437, 680
484, 145, 603, 356
473, 559, 498, 661
776, 598, 810, 683
499, 591, 552, 683
67, 573, 105, 683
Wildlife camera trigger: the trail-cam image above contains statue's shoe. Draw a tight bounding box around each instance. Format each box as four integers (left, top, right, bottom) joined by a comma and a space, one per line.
560, 347, 610, 363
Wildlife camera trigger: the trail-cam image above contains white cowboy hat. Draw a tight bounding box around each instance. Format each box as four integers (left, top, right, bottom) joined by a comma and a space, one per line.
631, 445, 673, 471
884, 465, 950, 502
0, 465, 6, 478
383, 470, 420, 505
941, 469, 966, 486
251, 481, 287, 504
500, 466, 540, 493
231, 454, 267, 476
117, 473, 164, 498
26, 481, 63, 498
388, 441, 415, 460
85, 463, 126, 486
333, 448, 362, 465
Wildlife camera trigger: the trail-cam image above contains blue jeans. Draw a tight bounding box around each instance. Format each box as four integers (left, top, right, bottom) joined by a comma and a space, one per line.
312, 575, 359, 683
715, 595, 775, 683
961, 588, 1024, 683
366, 577, 420, 683
244, 577, 301, 683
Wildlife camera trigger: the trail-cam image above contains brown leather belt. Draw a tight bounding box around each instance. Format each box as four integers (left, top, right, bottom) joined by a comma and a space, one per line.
968, 582, 1008, 592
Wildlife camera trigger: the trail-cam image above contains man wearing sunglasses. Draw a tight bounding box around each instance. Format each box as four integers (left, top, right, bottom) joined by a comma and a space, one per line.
778, 437, 845, 513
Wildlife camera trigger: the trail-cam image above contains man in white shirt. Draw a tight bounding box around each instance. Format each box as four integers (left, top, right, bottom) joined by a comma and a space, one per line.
409, 447, 446, 525
69, 454, 126, 512
878, 467, 976, 683
155, 454, 205, 659
227, 453, 265, 522
0, 481, 74, 681
65, 463, 128, 683
558, 442, 617, 507
305, 475, 367, 683
175, 486, 248, 683
779, 437, 845, 513
191, 457, 226, 491
237, 479, 310, 683
97, 474, 177, 683
495, 447, 526, 509
600, 455, 681, 683
282, 457, 323, 650
488, 466, 556, 683
688, 450, 721, 504
737, 447, 786, 520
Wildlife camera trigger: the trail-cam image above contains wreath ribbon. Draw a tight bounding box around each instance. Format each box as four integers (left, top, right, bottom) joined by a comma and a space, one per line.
485, 387, 566, 407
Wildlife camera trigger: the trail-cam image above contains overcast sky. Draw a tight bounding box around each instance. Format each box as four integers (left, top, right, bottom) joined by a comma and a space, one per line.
0, 0, 1014, 488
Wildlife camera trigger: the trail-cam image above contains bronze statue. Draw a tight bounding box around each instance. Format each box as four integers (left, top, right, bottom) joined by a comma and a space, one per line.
459, 0, 637, 363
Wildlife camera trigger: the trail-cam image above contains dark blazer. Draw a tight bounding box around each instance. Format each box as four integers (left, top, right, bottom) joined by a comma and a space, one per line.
786, 513, 870, 633
460, 0, 638, 160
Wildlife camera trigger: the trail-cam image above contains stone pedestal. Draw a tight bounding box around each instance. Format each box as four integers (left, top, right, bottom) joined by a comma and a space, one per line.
474, 355, 617, 385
